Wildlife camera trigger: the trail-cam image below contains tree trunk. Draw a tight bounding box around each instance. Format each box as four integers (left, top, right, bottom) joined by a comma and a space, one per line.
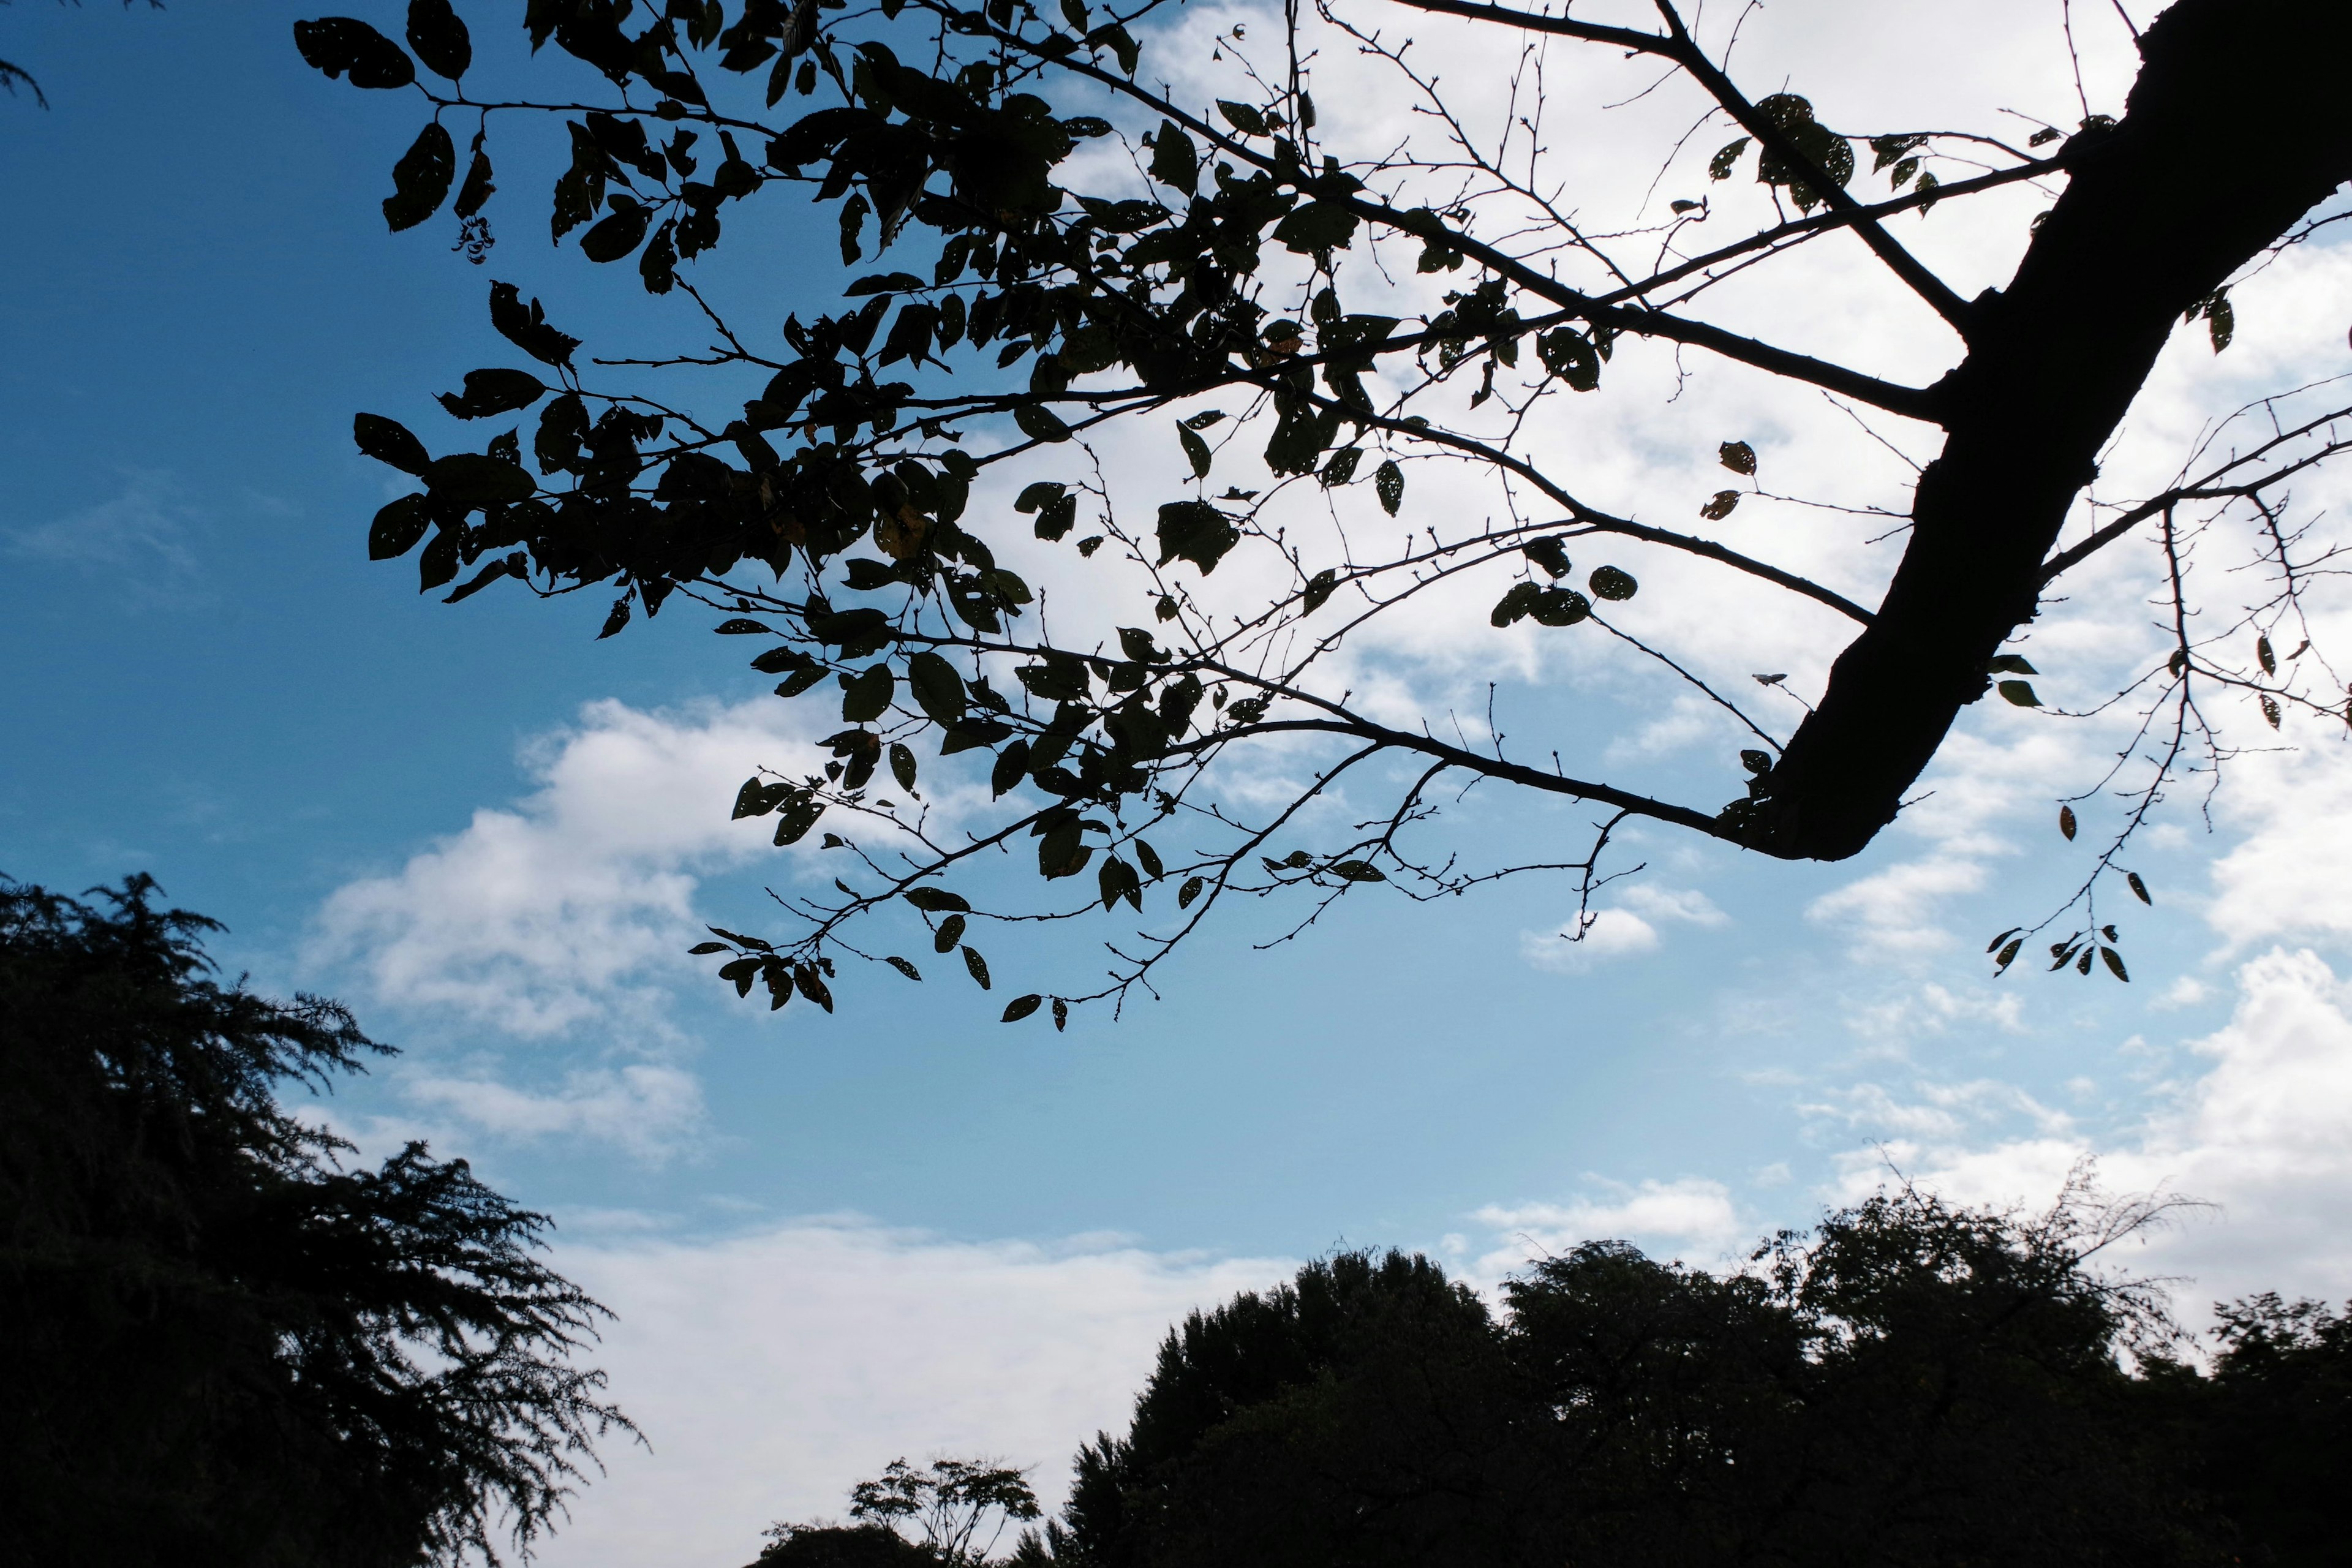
1743, 0, 2352, 862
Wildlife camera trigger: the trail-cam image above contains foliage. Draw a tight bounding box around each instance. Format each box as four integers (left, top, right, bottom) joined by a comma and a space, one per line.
763, 1457, 1042, 1567
1027, 1184, 2346, 1568
0, 873, 634, 1567
298, 0, 2352, 1020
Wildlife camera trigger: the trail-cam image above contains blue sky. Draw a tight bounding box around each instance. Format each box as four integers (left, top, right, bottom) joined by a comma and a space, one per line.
9, 2, 2352, 1560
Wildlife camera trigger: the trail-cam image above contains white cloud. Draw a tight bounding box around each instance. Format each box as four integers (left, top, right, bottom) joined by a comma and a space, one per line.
532, 1221, 1291, 1568
1821, 946, 2352, 1320
311, 696, 828, 1038
6, 470, 207, 600
402, 1063, 707, 1163
1472, 1177, 1747, 1275
1519, 884, 1724, 971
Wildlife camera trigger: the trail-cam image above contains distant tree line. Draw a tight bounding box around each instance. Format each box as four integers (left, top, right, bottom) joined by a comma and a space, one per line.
783, 1193, 2350, 1568
0, 875, 633, 1567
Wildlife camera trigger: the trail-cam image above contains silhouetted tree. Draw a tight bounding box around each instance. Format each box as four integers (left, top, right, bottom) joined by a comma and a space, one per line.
1031, 1185, 2342, 1568
298, 0, 2352, 1019
0, 874, 635, 1567
760, 1457, 1042, 1567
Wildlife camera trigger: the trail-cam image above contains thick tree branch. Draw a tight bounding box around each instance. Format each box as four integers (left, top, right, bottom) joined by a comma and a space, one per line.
1743, 0, 2352, 861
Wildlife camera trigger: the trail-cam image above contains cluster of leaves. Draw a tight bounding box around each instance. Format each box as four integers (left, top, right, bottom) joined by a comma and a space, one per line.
297, 0, 2352, 1019
0, 874, 633, 1567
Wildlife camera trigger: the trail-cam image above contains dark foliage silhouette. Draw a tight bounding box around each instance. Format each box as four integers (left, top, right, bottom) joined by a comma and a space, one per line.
1024, 1188, 2348, 1568
0, 874, 635, 1567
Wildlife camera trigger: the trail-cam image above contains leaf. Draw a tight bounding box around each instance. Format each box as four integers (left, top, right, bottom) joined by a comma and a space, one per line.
1588, 565, 1638, 602
1373, 459, 1404, 516
454, 137, 494, 217
1536, 328, 1600, 391
1135, 840, 1164, 879
354, 412, 431, 475
2127, 870, 2152, 905
1994, 937, 2022, 971
2100, 946, 2129, 982
1177, 875, 1205, 908
1986, 654, 2038, 675
293, 17, 417, 88
1014, 404, 1074, 443
1986, 926, 2022, 954
886, 955, 923, 981
435, 368, 546, 420
1319, 447, 1362, 488
1178, 422, 1213, 478
1302, 568, 1337, 614
1998, 680, 2041, 707
1522, 538, 1571, 579
1148, 119, 1198, 193
2258, 633, 2277, 675
1180, 409, 1227, 431
1002, 993, 1043, 1022
405, 0, 471, 78
889, 742, 918, 793
795, 965, 835, 1011
962, 945, 992, 989
934, 913, 966, 952
1718, 440, 1757, 475
1741, 748, 1774, 775
383, 121, 456, 232
1156, 502, 1240, 575
1708, 137, 1751, 179
1014, 481, 1068, 514
488, 281, 579, 367
2076, 946, 2095, 976
1052, 997, 1069, 1031
2261, 693, 2282, 728
1699, 489, 1741, 521
597, 595, 631, 638
688, 940, 730, 955
840, 664, 894, 723
1038, 818, 1091, 879
1216, 99, 1267, 134
424, 453, 535, 504
2058, 804, 2077, 840
580, 201, 653, 263
903, 652, 966, 725
903, 886, 971, 913
368, 494, 431, 559
1329, 860, 1385, 882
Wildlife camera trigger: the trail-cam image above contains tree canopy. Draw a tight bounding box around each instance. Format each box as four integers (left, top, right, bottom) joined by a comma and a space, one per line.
1012, 1187, 2352, 1568
297, 0, 2352, 1020
0, 874, 635, 1567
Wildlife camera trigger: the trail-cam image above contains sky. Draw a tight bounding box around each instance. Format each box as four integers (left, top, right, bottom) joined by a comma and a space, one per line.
6, 1, 2352, 1563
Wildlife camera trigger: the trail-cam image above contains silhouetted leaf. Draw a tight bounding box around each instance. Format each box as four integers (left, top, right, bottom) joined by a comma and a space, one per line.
886, 955, 923, 981
383, 121, 456, 231
1998, 680, 2041, 707
962, 945, 992, 989
405, 0, 470, 78
355, 413, 431, 475
904, 887, 971, 913
1588, 565, 1638, 601
368, 495, 431, 559
293, 17, 416, 88
2058, 804, 2077, 840
1002, 993, 1042, 1021
1719, 440, 1757, 475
